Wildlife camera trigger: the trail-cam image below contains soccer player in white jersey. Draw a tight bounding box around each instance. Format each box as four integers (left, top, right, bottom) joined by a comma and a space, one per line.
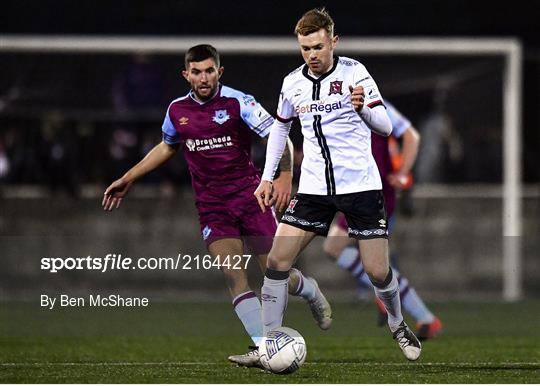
254, 8, 422, 361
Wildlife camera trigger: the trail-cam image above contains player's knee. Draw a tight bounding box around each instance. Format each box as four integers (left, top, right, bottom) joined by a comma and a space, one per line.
322, 237, 341, 259
322, 237, 333, 254
266, 253, 293, 271
365, 266, 389, 284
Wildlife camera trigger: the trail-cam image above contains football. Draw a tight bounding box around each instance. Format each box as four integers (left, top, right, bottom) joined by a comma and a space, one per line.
259, 327, 307, 374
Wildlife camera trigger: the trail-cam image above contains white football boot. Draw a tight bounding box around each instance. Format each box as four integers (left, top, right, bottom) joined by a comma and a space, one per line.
228, 346, 263, 368
393, 321, 422, 361
306, 277, 333, 330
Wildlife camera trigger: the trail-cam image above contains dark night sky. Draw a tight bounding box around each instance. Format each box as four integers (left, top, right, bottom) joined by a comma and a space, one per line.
2, 0, 539, 44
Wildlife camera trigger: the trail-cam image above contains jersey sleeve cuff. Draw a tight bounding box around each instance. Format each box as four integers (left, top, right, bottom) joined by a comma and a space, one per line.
162, 132, 180, 145
276, 115, 295, 123
367, 100, 385, 109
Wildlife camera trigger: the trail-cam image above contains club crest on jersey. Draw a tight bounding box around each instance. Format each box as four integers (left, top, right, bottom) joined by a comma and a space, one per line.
213, 109, 230, 125
286, 199, 298, 213
185, 139, 196, 151
328, 80, 343, 95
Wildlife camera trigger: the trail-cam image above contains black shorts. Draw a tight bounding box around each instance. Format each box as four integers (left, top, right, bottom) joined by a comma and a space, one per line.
280, 190, 388, 240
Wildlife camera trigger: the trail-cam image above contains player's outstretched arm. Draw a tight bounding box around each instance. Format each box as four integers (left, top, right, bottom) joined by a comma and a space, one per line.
102, 141, 179, 211
102, 179, 133, 211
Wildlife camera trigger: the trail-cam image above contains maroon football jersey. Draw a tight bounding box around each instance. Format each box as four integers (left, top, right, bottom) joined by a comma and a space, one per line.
162, 84, 273, 204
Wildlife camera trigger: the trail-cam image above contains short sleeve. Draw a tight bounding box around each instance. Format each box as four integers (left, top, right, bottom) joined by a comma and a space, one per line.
276, 81, 296, 123
238, 93, 275, 137
352, 63, 384, 109
161, 110, 180, 144
385, 102, 412, 138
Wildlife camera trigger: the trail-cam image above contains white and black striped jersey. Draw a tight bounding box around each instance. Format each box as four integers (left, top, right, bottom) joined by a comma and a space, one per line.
274, 56, 388, 195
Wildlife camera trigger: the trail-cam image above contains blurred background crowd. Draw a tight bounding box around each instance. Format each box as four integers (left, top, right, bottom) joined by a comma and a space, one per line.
0, 51, 530, 197
1, 0, 539, 198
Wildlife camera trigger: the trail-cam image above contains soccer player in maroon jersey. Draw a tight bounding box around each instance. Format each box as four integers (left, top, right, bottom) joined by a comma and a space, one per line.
102, 44, 331, 366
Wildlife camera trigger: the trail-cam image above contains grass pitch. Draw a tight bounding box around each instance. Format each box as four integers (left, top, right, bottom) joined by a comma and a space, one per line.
1, 299, 539, 383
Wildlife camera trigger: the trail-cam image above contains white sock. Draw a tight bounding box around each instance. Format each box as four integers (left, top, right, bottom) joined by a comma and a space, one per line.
289, 268, 317, 301
261, 270, 289, 336
398, 273, 435, 324
372, 268, 403, 332
233, 291, 263, 346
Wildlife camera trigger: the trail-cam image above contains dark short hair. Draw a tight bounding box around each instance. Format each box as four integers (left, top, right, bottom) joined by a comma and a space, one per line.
184, 44, 220, 68
295, 7, 334, 37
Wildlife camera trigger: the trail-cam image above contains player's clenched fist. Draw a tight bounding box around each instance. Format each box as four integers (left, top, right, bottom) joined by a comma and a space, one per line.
349, 85, 365, 113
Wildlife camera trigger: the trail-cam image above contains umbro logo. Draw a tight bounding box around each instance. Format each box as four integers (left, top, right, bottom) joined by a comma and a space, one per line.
262, 294, 277, 303
178, 117, 189, 125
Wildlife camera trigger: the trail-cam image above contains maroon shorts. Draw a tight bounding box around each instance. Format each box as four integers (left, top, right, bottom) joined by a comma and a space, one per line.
196, 188, 277, 255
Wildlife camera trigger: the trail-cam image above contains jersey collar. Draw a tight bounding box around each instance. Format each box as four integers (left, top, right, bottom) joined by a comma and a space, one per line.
302, 56, 339, 83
